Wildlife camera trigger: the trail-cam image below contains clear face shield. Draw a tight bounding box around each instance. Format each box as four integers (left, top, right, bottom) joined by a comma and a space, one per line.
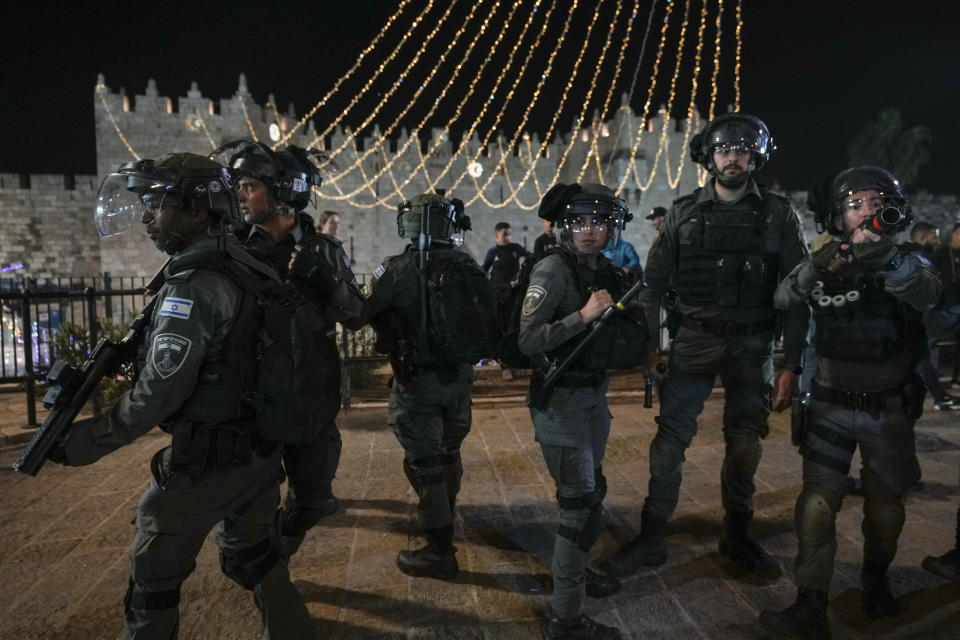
94, 172, 180, 237
557, 214, 619, 254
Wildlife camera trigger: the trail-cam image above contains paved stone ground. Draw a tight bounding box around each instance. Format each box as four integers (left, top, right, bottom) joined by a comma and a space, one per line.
2, 376, 960, 640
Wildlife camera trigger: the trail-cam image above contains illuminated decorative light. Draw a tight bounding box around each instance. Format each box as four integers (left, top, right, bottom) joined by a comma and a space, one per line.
269, 123, 281, 142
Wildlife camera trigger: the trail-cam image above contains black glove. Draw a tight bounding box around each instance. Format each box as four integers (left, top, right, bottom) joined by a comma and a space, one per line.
51, 417, 105, 466
288, 246, 338, 297
810, 241, 845, 273
851, 238, 898, 271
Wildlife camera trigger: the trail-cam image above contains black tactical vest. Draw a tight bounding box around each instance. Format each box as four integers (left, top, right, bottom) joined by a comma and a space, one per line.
811, 263, 907, 361
548, 255, 648, 372
166, 260, 262, 429
675, 195, 780, 309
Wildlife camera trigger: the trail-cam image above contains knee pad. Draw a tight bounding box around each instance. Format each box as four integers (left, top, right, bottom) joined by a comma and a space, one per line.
557, 502, 604, 552
724, 436, 762, 477
220, 537, 282, 591
403, 456, 444, 492
124, 578, 180, 612
649, 433, 686, 479
863, 495, 905, 543
795, 487, 840, 547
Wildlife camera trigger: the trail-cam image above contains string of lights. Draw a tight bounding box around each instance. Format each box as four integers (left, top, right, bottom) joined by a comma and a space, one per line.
237, 95, 260, 143
734, 0, 743, 111
313, 0, 474, 168
323, 0, 523, 199
96, 83, 140, 160
698, 0, 725, 186
275, 0, 419, 148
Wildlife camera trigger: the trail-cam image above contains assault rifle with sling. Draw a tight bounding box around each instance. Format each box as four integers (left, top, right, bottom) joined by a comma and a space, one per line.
12, 293, 159, 476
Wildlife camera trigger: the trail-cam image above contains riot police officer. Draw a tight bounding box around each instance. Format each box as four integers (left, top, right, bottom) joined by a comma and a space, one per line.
360, 193, 495, 579
603, 114, 810, 580
54, 153, 315, 639
520, 183, 647, 640
759, 166, 940, 639
217, 139, 365, 558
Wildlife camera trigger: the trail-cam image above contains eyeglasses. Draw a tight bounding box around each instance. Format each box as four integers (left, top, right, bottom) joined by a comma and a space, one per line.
842, 197, 884, 212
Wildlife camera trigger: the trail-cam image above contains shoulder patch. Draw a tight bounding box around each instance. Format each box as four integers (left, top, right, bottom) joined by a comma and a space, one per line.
159, 297, 194, 319
372, 264, 386, 280
522, 285, 547, 316
151, 333, 192, 379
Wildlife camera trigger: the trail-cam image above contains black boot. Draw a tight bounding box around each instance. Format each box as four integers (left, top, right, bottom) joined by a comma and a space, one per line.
922, 548, 960, 581
719, 511, 782, 579
759, 586, 831, 640
584, 568, 620, 598
547, 612, 622, 640
396, 525, 459, 580
861, 563, 900, 618
600, 510, 668, 577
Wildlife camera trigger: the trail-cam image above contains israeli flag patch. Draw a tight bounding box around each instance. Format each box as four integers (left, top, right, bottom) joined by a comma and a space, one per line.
373, 264, 386, 280
159, 297, 194, 319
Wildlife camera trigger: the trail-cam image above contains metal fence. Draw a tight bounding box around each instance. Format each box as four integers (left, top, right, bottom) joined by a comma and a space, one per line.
0, 274, 384, 425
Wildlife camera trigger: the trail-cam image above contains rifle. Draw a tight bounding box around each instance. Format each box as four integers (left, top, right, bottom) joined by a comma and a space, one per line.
12, 295, 159, 476
530, 280, 645, 411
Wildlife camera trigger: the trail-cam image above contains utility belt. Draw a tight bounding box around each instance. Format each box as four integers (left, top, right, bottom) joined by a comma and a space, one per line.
681, 316, 774, 338
160, 419, 277, 481
810, 380, 902, 418
553, 370, 606, 389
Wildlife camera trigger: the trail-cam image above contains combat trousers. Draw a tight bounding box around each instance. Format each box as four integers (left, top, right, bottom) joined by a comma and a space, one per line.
645, 327, 773, 521
280, 420, 343, 535
126, 444, 313, 640
388, 365, 473, 530
531, 380, 610, 621
794, 398, 913, 592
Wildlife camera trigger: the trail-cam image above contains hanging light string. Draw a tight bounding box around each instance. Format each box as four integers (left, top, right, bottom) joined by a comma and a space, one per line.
733, 0, 743, 110
467, 0, 611, 209
237, 94, 260, 142
630, 0, 692, 192
96, 83, 140, 160
698, 0, 725, 186
605, 0, 660, 178
188, 112, 218, 150
665, 0, 710, 189
577, 0, 642, 183
614, 0, 676, 194
276, 0, 419, 148
416, 0, 566, 198
385, 0, 551, 199
312, 0, 474, 167
328, 0, 571, 208
322, 0, 519, 197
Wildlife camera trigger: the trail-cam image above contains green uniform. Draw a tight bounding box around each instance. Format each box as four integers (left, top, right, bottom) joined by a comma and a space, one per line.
59, 236, 314, 640
244, 214, 365, 545
639, 179, 809, 522
519, 249, 629, 621
775, 240, 940, 591
362, 247, 474, 532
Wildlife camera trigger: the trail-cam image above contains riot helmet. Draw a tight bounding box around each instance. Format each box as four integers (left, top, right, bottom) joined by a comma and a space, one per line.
689, 113, 773, 187
538, 182, 632, 255
809, 165, 912, 236
94, 153, 237, 253
212, 139, 323, 212
396, 193, 471, 246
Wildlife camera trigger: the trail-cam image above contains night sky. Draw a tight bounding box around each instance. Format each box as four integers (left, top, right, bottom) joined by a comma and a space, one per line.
6, 0, 959, 195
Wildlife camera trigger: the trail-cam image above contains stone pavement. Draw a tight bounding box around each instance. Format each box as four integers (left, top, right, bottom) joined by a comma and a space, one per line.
1, 379, 960, 640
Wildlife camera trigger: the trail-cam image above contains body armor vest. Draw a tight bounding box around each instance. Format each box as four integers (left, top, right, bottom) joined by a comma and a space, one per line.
548, 255, 648, 372
675, 197, 779, 309
168, 261, 261, 429
811, 263, 906, 361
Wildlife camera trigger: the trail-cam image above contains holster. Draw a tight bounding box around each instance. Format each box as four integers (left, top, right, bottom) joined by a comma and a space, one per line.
790, 391, 810, 448
901, 373, 927, 420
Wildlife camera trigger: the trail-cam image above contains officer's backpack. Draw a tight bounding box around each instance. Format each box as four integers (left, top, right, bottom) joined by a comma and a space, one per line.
419, 254, 498, 365
221, 260, 340, 444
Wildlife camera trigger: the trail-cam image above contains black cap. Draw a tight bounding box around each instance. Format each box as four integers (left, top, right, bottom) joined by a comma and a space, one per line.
645, 206, 667, 220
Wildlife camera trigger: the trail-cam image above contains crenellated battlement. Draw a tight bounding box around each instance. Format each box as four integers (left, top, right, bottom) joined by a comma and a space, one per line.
0, 174, 99, 192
